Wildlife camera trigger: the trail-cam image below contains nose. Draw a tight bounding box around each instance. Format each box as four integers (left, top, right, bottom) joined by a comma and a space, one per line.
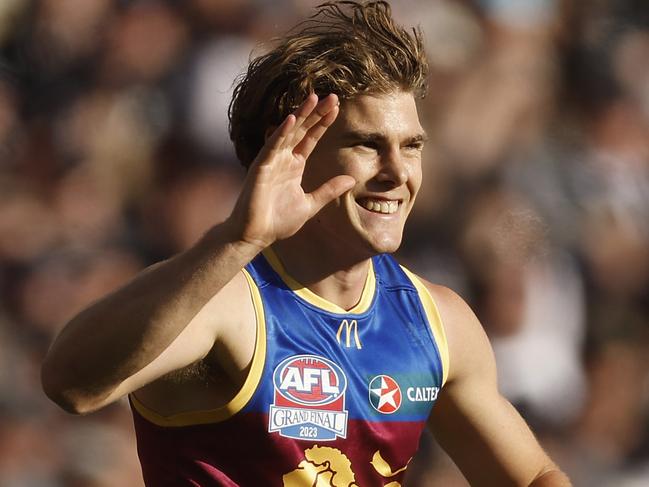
376, 147, 408, 187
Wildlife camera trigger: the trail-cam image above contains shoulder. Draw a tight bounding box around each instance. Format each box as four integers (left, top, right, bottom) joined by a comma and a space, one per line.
205, 269, 257, 340
424, 282, 477, 332
405, 272, 496, 386
397, 267, 476, 332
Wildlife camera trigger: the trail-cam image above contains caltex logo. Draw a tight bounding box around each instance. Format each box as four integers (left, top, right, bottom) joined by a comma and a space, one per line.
368, 375, 402, 414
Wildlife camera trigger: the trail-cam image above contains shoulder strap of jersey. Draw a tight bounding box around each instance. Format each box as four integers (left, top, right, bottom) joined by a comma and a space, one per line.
397, 261, 450, 387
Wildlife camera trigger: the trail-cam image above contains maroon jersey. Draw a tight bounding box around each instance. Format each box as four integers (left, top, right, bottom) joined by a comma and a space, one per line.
131, 250, 448, 486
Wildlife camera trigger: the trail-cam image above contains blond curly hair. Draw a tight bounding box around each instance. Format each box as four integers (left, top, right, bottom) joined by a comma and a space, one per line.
228, 1, 428, 168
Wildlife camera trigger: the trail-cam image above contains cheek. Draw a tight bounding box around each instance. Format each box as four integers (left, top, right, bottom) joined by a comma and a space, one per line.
341, 155, 379, 183
408, 160, 423, 193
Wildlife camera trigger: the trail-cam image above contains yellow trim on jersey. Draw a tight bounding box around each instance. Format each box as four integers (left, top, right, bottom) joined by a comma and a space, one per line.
130, 268, 267, 427
400, 266, 449, 386
262, 247, 375, 315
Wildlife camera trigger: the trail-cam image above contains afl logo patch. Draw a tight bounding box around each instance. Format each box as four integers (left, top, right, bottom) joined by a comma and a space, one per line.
273, 355, 347, 406
269, 355, 348, 441
368, 375, 402, 414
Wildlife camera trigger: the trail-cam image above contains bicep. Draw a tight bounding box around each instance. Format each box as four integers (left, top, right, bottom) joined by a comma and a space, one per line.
99, 271, 252, 407
430, 381, 553, 486
427, 285, 555, 486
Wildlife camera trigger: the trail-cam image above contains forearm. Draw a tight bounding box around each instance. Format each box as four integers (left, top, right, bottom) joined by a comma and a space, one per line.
529, 469, 572, 487
42, 94, 348, 414
42, 219, 262, 412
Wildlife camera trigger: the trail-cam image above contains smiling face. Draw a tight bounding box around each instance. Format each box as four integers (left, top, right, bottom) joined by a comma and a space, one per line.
301, 90, 426, 257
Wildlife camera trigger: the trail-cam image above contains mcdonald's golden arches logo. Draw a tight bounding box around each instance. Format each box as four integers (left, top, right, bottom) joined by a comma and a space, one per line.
336, 319, 362, 349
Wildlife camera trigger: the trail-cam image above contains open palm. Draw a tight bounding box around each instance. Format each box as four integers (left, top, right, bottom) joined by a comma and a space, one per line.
231, 94, 355, 250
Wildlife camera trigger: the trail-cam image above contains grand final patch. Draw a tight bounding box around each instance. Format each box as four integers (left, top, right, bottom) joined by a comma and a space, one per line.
269, 355, 348, 441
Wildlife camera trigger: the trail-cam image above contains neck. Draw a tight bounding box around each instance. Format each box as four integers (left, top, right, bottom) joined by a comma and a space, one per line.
270, 235, 373, 312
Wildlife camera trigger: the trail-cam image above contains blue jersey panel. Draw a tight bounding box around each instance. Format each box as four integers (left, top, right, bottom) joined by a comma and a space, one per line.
243, 252, 444, 434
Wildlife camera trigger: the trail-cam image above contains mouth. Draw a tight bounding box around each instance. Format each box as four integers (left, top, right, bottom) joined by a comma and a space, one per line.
355, 197, 401, 215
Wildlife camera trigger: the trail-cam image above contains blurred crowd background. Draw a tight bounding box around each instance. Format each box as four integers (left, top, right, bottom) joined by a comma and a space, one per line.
1, 0, 648, 485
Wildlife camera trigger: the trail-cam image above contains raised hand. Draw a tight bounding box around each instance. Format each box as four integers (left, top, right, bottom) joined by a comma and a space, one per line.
228, 93, 355, 251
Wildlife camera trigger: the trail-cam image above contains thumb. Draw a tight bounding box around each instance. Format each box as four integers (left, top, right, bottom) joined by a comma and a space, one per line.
307, 175, 356, 217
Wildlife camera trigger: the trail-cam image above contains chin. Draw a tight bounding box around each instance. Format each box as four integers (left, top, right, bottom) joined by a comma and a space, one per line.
364, 232, 403, 255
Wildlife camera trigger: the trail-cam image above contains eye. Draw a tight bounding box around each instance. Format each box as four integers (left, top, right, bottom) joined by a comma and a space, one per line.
408, 140, 424, 150
350, 140, 379, 153
405, 141, 424, 151
355, 141, 379, 150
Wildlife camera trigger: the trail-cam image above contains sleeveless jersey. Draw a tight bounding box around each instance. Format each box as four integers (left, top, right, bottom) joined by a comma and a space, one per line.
130, 249, 449, 486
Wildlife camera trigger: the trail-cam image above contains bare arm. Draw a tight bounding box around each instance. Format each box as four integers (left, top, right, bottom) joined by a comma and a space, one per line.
42, 93, 355, 414
427, 285, 571, 487
41, 226, 258, 414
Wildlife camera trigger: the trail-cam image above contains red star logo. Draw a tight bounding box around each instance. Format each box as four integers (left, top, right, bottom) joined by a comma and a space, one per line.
369, 375, 402, 414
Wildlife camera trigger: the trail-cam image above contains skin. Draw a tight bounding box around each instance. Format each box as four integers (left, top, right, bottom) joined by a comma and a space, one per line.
272, 91, 426, 308
42, 91, 571, 486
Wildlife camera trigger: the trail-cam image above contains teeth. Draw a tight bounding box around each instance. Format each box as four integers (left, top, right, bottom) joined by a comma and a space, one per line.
360, 199, 399, 214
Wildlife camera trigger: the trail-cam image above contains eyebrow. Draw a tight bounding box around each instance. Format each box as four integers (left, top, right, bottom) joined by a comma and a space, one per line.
341, 130, 429, 145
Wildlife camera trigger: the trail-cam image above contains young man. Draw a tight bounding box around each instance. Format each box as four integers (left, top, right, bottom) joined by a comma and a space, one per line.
42, 2, 571, 485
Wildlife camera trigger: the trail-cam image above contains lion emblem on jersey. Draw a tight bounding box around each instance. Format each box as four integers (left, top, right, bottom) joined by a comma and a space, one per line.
283, 445, 357, 486
283, 446, 408, 486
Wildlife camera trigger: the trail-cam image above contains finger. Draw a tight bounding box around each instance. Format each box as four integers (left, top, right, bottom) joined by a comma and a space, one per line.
293, 105, 339, 162
253, 94, 336, 167
299, 93, 338, 132
290, 93, 319, 135
256, 113, 296, 164
263, 94, 318, 157
249, 113, 296, 171
307, 175, 356, 217
289, 94, 339, 147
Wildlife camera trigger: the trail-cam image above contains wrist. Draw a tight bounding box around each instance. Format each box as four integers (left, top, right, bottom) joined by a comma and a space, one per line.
203, 217, 268, 260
